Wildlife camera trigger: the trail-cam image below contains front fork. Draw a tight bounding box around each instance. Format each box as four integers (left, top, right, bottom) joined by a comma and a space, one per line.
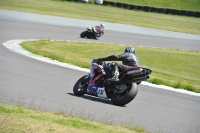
80, 74, 90, 87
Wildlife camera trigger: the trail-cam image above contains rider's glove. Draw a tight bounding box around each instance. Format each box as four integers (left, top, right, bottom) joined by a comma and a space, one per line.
96, 58, 103, 65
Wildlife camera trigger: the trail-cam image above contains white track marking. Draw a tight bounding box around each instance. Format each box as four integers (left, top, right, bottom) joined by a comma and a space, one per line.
2, 39, 200, 97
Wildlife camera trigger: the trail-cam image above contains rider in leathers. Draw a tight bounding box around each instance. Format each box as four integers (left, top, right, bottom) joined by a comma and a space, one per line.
96, 47, 141, 81
88, 23, 105, 40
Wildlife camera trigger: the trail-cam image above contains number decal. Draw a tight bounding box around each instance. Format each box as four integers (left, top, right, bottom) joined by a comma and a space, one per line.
98, 90, 104, 95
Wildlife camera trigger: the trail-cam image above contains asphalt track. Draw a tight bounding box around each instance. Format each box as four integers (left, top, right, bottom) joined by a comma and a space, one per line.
0, 10, 200, 133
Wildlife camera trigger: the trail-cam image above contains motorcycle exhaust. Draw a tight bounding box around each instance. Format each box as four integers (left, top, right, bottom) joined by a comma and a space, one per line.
133, 76, 149, 83
108, 69, 149, 84
127, 68, 146, 75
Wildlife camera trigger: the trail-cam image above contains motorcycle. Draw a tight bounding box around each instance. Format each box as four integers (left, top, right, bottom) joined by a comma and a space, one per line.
73, 59, 152, 106
80, 27, 103, 39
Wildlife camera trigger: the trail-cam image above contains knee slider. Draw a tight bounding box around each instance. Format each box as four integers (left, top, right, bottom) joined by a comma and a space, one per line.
110, 62, 117, 70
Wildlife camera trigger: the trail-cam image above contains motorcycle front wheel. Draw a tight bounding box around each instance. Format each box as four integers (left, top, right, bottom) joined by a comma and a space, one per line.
111, 82, 138, 106
80, 31, 87, 38
73, 75, 89, 96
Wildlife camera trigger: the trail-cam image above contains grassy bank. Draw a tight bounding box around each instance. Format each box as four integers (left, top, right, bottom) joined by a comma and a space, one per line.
108, 0, 200, 11
0, 0, 200, 34
0, 103, 146, 133
21, 40, 200, 93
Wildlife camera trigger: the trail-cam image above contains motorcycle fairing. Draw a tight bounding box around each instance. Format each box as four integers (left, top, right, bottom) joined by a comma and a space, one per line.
86, 60, 106, 96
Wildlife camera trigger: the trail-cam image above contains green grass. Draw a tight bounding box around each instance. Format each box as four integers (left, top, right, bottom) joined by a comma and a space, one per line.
108, 0, 200, 11
1, 1, 199, 132
0, 0, 200, 34
0, 103, 147, 133
20, 40, 200, 93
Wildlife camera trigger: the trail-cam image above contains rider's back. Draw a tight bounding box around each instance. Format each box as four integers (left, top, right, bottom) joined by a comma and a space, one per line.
119, 53, 141, 66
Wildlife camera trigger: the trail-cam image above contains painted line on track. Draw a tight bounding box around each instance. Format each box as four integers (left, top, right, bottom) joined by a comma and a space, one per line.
2, 39, 200, 97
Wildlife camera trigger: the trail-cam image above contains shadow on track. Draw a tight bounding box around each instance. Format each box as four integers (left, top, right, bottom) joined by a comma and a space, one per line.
68, 93, 125, 107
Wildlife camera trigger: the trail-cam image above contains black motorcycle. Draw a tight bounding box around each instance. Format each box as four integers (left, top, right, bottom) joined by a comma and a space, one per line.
73, 59, 152, 106
80, 28, 103, 39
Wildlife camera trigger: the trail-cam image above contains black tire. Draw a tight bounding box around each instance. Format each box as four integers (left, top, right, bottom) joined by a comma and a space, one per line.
80, 31, 87, 38
111, 82, 138, 106
73, 75, 89, 96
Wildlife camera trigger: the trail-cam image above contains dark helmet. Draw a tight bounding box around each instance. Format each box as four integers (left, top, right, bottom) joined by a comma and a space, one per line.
124, 47, 136, 54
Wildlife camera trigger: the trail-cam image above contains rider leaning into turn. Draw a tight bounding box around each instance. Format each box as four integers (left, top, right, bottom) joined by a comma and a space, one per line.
88, 23, 105, 40
96, 47, 141, 81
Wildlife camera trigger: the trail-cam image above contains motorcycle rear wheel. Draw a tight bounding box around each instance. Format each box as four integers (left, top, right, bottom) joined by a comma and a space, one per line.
73, 75, 88, 96
111, 82, 138, 106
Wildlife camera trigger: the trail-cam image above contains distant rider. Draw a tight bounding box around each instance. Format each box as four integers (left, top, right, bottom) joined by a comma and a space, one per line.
88, 23, 105, 40
96, 47, 141, 81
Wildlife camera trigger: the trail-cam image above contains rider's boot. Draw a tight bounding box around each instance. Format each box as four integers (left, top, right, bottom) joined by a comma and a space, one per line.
92, 28, 98, 40
94, 33, 98, 40
110, 70, 119, 81
107, 62, 119, 81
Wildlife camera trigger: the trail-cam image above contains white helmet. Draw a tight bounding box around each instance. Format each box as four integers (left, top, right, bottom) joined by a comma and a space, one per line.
100, 23, 105, 28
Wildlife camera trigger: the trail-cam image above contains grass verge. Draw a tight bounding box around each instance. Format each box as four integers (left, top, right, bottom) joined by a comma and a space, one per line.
20, 40, 200, 93
0, 0, 200, 34
105, 0, 200, 11
0, 103, 147, 133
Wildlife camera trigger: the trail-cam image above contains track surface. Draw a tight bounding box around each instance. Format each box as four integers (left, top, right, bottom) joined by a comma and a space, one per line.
0, 10, 200, 133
